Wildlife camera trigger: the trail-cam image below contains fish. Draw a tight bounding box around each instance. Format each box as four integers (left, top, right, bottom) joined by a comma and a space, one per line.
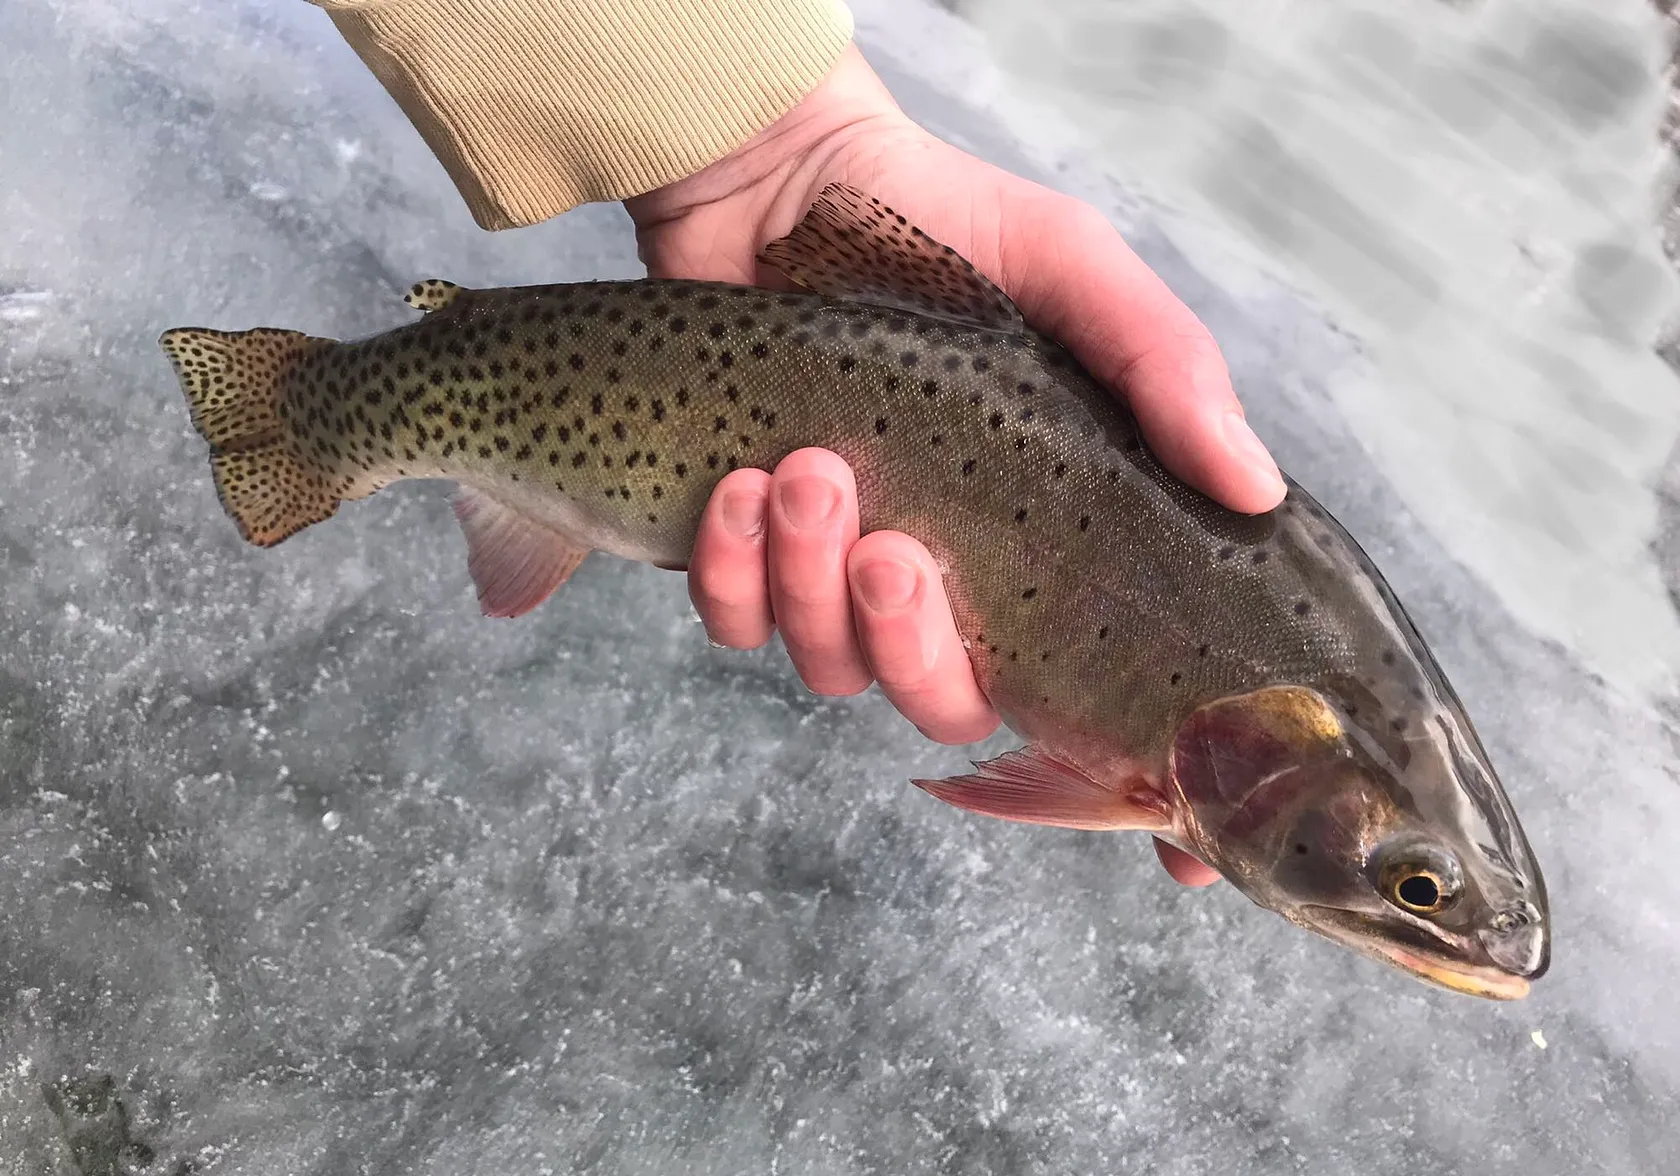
159, 183, 1549, 999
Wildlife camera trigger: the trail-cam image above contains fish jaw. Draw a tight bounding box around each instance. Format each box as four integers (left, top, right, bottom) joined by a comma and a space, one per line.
1292, 906, 1539, 999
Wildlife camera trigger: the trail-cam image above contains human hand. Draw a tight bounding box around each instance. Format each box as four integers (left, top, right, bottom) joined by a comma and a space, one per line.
625, 46, 1286, 888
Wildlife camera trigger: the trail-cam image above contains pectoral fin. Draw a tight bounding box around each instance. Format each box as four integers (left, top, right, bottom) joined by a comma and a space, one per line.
913, 747, 1171, 832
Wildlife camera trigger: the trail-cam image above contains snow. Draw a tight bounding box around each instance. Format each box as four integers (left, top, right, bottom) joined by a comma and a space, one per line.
2, 0, 1675, 1172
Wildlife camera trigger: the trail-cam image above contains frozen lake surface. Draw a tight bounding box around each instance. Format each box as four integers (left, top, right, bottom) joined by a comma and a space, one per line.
3, 0, 1677, 1172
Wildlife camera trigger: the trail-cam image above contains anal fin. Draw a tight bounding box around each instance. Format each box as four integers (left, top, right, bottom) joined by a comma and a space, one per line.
453, 488, 590, 618
913, 747, 1170, 832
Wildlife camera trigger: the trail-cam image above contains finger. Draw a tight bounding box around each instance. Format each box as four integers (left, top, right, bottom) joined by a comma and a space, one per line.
1154, 837, 1222, 887
847, 531, 1001, 745
1004, 192, 1286, 515
766, 448, 874, 695
689, 468, 775, 649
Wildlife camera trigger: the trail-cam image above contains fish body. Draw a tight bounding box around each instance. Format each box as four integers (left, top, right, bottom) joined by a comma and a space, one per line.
161, 185, 1549, 998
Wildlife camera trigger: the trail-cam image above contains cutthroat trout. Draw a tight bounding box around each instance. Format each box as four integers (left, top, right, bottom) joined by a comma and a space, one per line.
160, 184, 1549, 998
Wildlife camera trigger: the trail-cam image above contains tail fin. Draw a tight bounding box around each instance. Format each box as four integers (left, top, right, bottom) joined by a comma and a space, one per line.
159, 326, 340, 548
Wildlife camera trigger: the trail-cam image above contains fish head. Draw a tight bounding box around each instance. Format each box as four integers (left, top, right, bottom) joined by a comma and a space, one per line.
1166, 683, 1549, 999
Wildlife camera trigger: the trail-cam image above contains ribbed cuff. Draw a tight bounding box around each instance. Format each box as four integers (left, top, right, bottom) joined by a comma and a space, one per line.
313, 0, 855, 230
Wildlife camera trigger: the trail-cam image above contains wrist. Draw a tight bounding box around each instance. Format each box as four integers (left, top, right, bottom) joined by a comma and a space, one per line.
626, 44, 916, 237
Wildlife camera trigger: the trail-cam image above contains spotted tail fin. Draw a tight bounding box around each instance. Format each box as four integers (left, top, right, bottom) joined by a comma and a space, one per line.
159, 325, 339, 548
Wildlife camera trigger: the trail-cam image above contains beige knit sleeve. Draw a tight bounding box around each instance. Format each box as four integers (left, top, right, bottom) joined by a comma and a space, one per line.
309, 0, 855, 230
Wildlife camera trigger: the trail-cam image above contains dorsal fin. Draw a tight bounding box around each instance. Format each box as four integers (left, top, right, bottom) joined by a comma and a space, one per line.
403, 278, 469, 313
759, 183, 1024, 332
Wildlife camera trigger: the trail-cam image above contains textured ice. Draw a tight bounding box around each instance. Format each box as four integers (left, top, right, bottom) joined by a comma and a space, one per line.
2, 0, 1677, 1173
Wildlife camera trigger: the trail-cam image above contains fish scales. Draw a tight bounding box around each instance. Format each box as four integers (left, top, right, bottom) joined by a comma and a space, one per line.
279, 277, 1396, 752
160, 184, 1549, 998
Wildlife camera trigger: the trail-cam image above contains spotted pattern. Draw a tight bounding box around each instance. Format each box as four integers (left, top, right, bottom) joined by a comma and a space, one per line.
759, 182, 1023, 332
403, 278, 464, 314
163, 187, 1451, 803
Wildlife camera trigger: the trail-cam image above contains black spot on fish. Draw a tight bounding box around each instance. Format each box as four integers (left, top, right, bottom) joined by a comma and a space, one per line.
972, 357, 991, 372
569, 354, 585, 370
751, 342, 769, 359
1022, 587, 1037, 600
943, 355, 961, 372
1098, 626, 1109, 640
875, 418, 889, 435
961, 459, 976, 476
1252, 550, 1270, 565
670, 317, 688, 333
839, 355, 857, 372
900, 351, 920, 367
1381, 650, 1397, 667
708, 322, 727, 339
989, 412, 1004, 429
1294, 601, 1311, 616
1218, 546, 1236, 560
930, 434, 943, 447
1390, 717, 1408, 733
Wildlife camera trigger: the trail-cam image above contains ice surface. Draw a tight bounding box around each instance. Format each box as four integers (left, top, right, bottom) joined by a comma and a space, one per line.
2, 0, 1676, 1173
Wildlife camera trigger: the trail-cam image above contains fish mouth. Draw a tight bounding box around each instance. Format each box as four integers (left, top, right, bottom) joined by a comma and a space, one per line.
1297, 906, 1534, 1000
1373, 943, 1531, 1001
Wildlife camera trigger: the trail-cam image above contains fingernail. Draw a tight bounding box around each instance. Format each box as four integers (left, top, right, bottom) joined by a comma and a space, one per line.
1222, 411, 1285, 495
855, 557, 921, 615
720, 486, 766, 540
777, 476, 840, 531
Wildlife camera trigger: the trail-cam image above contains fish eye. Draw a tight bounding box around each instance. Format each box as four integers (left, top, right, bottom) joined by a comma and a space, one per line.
1375, 841, 1463, 917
